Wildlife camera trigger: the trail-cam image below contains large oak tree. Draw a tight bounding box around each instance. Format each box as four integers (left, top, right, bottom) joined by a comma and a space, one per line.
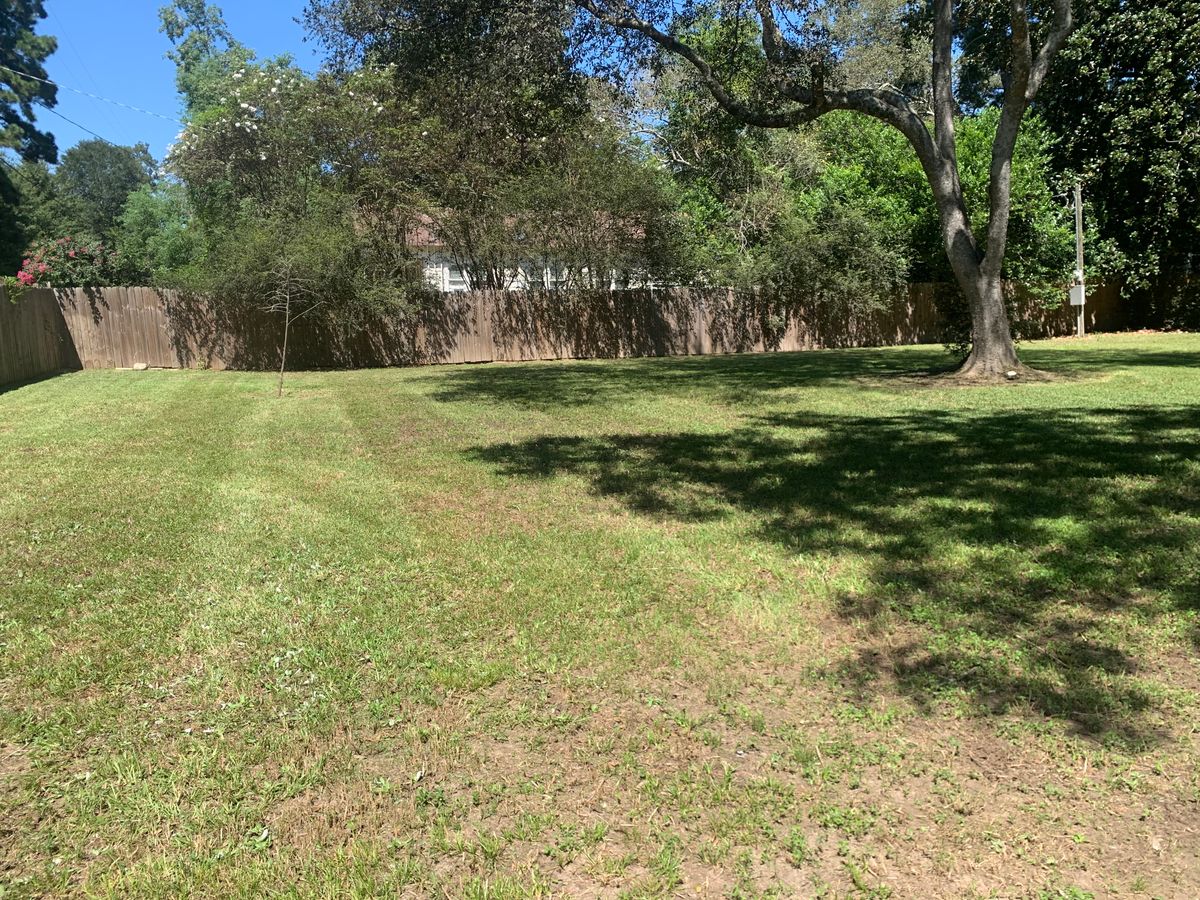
576, 0, 1075, 378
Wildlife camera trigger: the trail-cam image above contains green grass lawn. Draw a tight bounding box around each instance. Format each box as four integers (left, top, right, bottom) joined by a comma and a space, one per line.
1, 333, 1198, 899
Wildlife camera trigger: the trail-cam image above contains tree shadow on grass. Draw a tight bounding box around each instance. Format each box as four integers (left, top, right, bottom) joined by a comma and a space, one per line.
467, 404, 1200, 749
431, 343, 1200, 409
0, 370, 70, 397
431, 347, 956, 407
1019, 346, 1200, 375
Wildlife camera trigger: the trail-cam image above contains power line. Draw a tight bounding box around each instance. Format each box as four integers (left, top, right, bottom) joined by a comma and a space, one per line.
47, 6, 135, 146
35, 102, 119, 147
0, 62, 182, 125
48, 8, 107, 98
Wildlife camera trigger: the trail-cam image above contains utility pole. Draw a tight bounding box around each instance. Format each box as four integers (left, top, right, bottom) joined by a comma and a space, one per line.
1072, 183, 1086, 337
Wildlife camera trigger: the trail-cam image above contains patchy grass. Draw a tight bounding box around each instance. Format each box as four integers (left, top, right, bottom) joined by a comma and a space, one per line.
1, 332, 1198, 898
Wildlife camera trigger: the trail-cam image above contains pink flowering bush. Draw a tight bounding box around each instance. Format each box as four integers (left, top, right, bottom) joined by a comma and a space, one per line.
16, 236, 125, 288
1, 275, 30, 302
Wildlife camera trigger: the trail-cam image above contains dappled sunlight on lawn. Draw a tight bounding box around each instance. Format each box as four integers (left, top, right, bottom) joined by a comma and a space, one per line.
468, 379, 1200, 747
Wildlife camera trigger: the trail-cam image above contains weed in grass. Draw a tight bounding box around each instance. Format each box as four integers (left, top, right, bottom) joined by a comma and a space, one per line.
812, 802, 879, 838
786, 827, 813, 866
1038, 888, 1096, 900
650, 834, 684, 890
844, 858, 893, 898
462, 870, 550, 899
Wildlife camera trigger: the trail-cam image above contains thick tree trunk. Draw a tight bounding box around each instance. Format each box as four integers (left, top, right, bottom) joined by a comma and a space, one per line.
957, 272, 1023, 379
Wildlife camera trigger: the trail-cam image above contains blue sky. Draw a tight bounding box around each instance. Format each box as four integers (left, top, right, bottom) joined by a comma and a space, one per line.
33, 0, 321, 163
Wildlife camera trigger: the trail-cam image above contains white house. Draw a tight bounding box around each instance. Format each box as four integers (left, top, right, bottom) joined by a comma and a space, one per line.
406, 215, 655, 293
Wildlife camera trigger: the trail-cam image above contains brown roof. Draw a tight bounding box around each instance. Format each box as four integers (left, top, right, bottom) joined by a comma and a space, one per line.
403, 212, 647, 250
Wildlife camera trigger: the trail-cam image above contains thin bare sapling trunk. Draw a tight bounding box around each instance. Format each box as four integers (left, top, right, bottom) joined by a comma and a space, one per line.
264, 260, 323, 398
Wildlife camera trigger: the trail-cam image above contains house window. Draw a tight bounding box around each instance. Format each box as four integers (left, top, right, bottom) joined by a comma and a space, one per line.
423, 265, 445, 291
546, 266, 570, 291
514, 265, 541, 290
446, 266, 469, 293
506, 267, 529, 291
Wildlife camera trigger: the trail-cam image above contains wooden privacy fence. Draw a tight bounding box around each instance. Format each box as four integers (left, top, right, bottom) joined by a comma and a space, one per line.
1, 281, 1127, 387
0, 286, 79, 386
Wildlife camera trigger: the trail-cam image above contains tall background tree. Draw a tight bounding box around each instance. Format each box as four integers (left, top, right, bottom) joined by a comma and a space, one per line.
52, 139, 156, 241
164, 10, 430, 316
0, 0, 56, 161
1038, 0, 1200, 329
5, 139, 161, 288
159, 0, 252, 115
303, 0, 681, 289
1, 0, 57, 273
645, 13, 1071, 326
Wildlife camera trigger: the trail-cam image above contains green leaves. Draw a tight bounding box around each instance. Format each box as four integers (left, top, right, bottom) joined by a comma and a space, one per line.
116, 183, 201, 285
159, 0, 253, 115
1, 141, 158, 277
1039, 0, 1200, 301
53, 140, 157, 241
0, 0, 58, 163
659, 102, 1071, 316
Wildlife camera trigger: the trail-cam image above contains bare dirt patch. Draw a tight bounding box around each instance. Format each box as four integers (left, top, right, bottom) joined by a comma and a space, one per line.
0, 743, 37, 883
259, 610, 1200, 898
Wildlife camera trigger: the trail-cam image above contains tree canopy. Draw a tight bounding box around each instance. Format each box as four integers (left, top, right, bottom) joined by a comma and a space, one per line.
3, 0, 1194, 350
0, 0, 57, 163
573, 0, 1077, 377
0, 0, 56, 272
1038, 1, 1200, 298
159, 0, 253, 115
53, 140, 157, 240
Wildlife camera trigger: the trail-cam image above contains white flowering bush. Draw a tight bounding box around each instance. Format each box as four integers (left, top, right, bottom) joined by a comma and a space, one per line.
166, 61, 435, 312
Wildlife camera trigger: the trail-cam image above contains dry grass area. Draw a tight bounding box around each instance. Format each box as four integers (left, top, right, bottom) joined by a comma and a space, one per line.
1, 334, 1198, 899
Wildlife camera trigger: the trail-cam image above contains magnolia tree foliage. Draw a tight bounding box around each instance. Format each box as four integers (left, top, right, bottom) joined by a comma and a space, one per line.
1039, 0, 1199, 324
167, 62, 427, 311
929, 0, 1199, 328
